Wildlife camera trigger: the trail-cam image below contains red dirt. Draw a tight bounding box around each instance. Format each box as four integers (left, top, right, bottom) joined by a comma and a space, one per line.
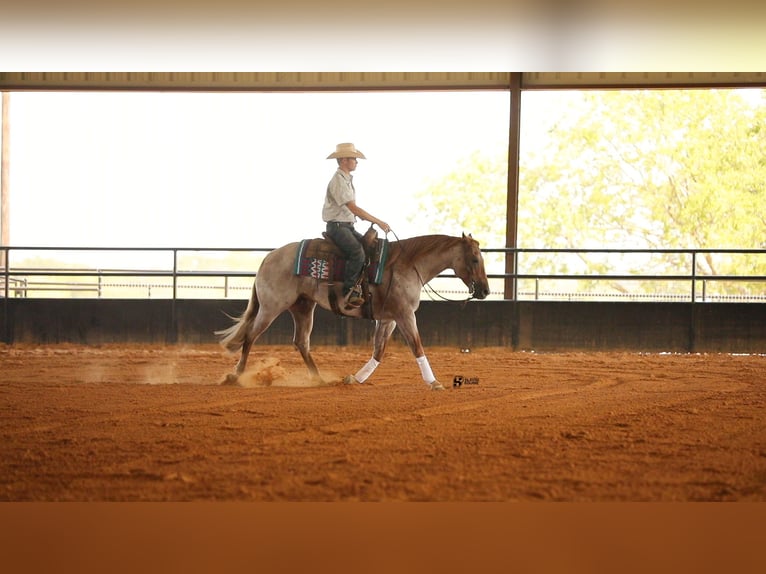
1, 343, 765, 501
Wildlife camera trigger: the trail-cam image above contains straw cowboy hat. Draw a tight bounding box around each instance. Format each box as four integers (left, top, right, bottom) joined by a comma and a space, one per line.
326, 142, 366, 159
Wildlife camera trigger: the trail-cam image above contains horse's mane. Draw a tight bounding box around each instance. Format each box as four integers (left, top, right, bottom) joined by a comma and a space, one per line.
388, 234, 464, 267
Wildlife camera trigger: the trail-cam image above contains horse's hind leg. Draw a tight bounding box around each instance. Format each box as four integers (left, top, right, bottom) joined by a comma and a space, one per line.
289, 297, 322, 383
223, 309, 281, 385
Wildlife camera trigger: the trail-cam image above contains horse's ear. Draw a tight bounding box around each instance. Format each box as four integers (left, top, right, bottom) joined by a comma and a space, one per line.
461, 232, 473, 239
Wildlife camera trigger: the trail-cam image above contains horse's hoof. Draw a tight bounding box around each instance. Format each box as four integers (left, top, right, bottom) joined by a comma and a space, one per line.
343, 374, 360, 385
429, 380, 446, 391
221, 373, 241, 386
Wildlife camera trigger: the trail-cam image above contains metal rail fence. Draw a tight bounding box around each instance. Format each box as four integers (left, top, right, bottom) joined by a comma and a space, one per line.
2, 245, 766, 303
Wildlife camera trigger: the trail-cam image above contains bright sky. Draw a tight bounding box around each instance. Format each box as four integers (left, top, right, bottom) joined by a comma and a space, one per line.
5, 91, 511, 253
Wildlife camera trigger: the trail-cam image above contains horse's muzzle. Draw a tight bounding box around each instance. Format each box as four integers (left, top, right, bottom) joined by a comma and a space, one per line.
471, 282, 490, 300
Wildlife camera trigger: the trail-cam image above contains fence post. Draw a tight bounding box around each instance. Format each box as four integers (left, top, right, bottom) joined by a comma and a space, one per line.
170, 249, 178, 343
172, 249, 178, 301
691, 251, 697, 302
3, 246, 8, 299
2, 247, 8, 343
689, 251, 697, 352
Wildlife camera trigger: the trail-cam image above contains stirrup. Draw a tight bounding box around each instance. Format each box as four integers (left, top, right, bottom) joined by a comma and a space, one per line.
345, 286, 365, 308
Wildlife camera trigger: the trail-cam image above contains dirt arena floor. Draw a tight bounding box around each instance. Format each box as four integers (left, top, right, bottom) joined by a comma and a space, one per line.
1, 343, 765, 502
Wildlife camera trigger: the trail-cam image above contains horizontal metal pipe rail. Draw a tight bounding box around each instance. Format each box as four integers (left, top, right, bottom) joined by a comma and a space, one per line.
2, 245, 766, 302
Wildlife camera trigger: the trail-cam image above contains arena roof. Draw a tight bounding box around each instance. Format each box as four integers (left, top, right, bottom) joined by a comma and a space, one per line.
1, 72, 765, 92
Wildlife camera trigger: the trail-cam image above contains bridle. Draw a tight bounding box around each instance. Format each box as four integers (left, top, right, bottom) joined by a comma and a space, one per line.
389, 230, 481, 306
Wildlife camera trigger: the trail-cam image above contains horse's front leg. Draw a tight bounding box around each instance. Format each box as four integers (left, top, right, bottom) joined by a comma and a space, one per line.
343, 319, 396, 385
394, 312, 445, 391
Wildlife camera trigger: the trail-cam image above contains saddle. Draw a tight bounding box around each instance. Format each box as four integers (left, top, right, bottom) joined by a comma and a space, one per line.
293, 225, 389, 287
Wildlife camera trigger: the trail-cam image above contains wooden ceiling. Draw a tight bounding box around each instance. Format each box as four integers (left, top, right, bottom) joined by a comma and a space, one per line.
1, 72, 765, 92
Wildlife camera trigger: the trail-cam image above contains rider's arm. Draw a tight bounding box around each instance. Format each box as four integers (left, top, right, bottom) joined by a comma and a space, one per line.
345, 200, 391, 233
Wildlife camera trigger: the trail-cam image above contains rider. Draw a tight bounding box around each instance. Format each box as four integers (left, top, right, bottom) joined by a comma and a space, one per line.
322, 143, 391, 308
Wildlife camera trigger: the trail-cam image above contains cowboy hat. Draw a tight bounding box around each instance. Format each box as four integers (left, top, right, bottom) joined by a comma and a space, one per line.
326, 142, 366, 159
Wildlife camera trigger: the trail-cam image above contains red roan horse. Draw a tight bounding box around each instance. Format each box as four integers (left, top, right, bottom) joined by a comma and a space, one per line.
217, 233, 490, 390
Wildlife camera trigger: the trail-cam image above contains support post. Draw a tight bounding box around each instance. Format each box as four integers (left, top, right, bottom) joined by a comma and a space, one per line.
1, 92, 10, 269
504, 74, 521, 300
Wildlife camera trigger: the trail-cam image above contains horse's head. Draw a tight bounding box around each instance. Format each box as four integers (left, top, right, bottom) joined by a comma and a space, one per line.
457, 233, 490, 300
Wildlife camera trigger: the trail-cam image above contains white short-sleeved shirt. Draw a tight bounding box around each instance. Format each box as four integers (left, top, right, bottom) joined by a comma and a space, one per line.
322, 168, 356, 223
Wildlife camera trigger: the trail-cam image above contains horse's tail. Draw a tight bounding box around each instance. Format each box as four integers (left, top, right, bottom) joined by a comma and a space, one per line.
215, 282, 260, 353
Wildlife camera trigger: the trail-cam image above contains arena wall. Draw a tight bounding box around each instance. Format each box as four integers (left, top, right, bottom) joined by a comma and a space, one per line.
2, 299, 765, 353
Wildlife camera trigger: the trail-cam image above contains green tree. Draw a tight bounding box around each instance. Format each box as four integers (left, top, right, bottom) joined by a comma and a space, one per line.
413, 89, 766, 297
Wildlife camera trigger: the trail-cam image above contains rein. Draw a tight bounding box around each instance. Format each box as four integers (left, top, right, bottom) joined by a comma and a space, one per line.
421, 281, 476, 306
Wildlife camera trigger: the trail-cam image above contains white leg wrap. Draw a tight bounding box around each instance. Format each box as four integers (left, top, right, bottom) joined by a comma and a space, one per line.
416, 355, 435, 384
354, 357, 380, 383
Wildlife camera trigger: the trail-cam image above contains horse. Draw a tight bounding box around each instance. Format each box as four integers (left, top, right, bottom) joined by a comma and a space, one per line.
216, 233, 490, 390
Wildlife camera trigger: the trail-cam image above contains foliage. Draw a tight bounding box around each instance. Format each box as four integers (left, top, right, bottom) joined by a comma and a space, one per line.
411, 89, 766, 296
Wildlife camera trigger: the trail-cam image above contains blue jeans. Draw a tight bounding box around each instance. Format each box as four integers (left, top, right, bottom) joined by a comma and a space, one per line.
326, 222, 365, 293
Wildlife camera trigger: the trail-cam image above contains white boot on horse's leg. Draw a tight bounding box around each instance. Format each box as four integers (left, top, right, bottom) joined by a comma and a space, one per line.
416, 355, 443, 391
348, 357, 379, 385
